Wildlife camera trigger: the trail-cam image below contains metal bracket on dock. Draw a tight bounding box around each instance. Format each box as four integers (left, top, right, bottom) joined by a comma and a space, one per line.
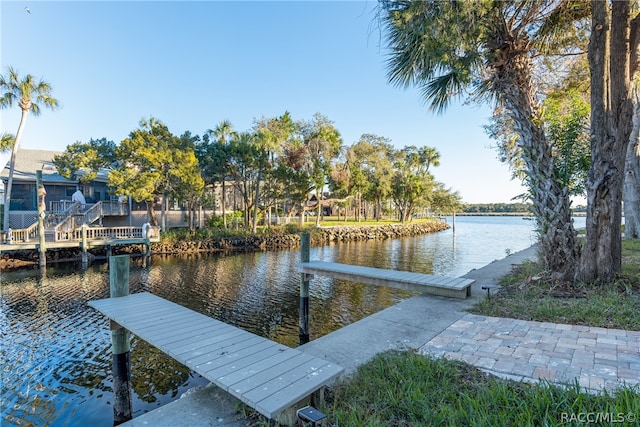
304, 273, 314, 281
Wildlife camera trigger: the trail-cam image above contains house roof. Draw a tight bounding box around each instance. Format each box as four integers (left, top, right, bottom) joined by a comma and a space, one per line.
0, 149, 109, 184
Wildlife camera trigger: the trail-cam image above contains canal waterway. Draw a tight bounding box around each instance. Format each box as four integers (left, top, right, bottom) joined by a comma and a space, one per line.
1, 216, 584, 426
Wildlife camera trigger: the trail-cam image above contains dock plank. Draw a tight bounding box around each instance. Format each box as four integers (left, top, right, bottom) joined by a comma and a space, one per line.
88, 292, 344, 419
299, 261, 474, 299
215, 348, 300, 385
255, 362, 344, 416
202, 342, 283, 378
243, 358, 329, 406
184, 335, 264, 367
229, 353, 316, 399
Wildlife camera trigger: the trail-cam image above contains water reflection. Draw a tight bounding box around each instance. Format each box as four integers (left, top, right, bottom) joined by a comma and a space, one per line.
2, 216, 550, 426
1, 249, 414, 426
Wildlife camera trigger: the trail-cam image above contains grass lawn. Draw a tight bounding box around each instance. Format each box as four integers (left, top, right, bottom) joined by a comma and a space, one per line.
324, 351, 639, 427
317, 216, 438, 227
470, 239, 640, 330
314, 239, 640, 426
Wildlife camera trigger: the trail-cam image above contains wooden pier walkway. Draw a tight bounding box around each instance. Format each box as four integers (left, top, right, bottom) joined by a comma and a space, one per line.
299, 261, 474, 299
89, 292, 343, 421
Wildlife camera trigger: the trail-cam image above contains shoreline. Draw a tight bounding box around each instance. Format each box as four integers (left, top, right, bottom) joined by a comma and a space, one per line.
0, 221, 449, 271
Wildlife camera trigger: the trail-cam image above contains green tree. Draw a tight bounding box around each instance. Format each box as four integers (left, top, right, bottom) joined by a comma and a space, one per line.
227, 131, 263, 229
174, 131, 205, 231
344, 143, 372, 222
208, 120, 237, 229
391, 146, 435, 223
577, 2, 638, 282
300, 113, 342, 226
109, 118, 203, 228
53, 138, 117, 183
349, 134, 395, 221
195, 132, 226, 217
0, 66, 59, 231
545, 91, 590, 197
253, 112, 296, 231
430, 183, 463, 215
276, 128, 313, 226
378, 0, 584, 279
489, 88, 590, 201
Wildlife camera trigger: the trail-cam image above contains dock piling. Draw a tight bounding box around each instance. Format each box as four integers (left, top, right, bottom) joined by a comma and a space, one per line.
109, 255, 133, 425
36, 170, 46, 268
299, 232, 310, 345
81, 224, 88, 267
143, 223, 151, 264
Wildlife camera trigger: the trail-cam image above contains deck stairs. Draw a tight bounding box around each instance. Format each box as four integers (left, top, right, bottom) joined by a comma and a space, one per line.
9, 201, 129, 244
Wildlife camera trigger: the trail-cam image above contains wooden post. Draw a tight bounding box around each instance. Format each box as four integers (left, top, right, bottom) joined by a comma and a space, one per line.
144, 224, 151, 260
299, 232, 310, 345
109, 255, 133, 425
81, 223, 88, 267
452, 211, 456, 234
36, 170, 46, 268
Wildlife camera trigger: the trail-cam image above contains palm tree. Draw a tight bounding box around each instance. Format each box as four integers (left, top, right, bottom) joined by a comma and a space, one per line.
0, 66, 59, 231
418, 146, 440, 174
378, 0, 584, 280
209, 120, 237, 229
0, 133, 15, 152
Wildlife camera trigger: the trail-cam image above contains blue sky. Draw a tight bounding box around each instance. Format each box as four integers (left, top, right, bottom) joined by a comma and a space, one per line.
1, 0, 528, 204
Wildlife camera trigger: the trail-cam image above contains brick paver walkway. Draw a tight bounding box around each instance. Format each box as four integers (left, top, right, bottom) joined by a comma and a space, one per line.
419, 313, 640, 392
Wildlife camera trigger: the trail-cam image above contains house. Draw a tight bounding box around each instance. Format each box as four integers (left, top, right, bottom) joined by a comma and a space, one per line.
0, 149, 115, 229
0, 149, 214, 231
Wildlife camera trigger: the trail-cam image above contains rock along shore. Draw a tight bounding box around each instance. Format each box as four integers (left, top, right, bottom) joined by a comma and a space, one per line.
1, 221, 449, 270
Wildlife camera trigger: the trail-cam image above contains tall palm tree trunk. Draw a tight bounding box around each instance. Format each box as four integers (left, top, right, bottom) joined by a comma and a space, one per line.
492, 37, 578, 280
3, 108, 28, 231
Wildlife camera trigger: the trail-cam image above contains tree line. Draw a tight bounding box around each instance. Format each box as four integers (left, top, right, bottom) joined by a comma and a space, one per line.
49, 113, 461, 232
463, 203, 533, 214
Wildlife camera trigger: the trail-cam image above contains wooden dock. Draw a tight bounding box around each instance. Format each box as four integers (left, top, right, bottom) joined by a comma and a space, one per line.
0, 237, 156, 252
299, 261, 474, 299
88, 292, 344, 421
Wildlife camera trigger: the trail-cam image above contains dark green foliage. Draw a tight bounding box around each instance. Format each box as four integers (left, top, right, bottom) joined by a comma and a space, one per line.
53, 138, 117, 183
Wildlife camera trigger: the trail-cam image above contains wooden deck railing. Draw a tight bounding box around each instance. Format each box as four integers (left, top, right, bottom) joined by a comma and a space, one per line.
83, 202, 103, 225
7, 222, 39, 243
50, 200, 77, 215
55, 226, 141, 242
101, 201, 128, 216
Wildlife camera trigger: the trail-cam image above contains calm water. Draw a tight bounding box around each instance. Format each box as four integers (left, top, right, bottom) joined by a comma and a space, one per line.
1, 216, 583, 426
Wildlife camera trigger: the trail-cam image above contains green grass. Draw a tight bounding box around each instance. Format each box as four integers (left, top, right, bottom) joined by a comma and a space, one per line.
470, 239, 640, 330
323, 351, 639, 427
317, 216, 438, 227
